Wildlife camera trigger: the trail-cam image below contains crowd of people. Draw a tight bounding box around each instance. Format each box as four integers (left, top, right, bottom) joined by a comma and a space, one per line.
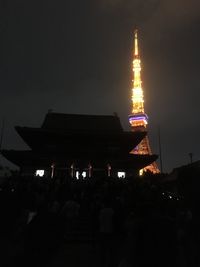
0, 172, 199, 267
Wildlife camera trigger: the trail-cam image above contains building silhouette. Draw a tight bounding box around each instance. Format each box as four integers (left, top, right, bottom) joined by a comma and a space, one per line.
2, 113, 157, 178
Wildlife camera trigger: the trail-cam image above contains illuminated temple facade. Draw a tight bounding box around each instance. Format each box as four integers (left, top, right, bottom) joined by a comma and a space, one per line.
129, 30, 159, 174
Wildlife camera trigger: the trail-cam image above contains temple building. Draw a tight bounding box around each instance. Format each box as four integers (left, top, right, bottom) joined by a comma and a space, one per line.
2, 112, 157, 178
129, 30, 160, 174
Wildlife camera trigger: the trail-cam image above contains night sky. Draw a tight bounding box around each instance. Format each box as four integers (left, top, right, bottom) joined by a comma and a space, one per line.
1, 0, 200, 172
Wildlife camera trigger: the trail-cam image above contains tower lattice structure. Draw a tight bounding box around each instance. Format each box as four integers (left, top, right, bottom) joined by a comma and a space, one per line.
129, 30, 159, 174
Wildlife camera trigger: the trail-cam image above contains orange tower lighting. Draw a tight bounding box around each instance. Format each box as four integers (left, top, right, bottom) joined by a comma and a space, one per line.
129, 30, 160, 174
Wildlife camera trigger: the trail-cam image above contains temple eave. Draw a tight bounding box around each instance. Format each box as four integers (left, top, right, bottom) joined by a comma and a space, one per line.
2, 149, 157, 171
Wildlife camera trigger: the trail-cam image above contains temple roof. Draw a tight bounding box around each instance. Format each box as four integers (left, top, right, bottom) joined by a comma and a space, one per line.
15, 113, 146, 154
41, 112, 123, 133
15, 126, 146, 154
2, 113, 158, 171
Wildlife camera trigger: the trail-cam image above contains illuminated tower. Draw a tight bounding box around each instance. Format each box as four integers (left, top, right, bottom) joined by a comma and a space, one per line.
129, 30, 159, 174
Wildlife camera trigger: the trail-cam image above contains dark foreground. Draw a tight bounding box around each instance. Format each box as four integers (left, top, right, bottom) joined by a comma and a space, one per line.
1, 173, 200, 267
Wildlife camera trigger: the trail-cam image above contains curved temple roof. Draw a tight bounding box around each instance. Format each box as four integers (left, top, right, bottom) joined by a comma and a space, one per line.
41, 112, 123, 133
2, 113, 158, 172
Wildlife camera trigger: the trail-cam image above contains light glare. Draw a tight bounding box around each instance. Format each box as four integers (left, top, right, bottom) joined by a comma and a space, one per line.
36, 170, 45, 177
118, 172, 126, 178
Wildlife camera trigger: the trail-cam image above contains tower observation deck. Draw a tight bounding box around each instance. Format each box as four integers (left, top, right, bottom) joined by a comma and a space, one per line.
129, 30, 159, 174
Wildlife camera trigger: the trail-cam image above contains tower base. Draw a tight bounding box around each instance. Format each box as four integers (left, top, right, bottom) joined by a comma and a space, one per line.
131, 135, 160, 174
